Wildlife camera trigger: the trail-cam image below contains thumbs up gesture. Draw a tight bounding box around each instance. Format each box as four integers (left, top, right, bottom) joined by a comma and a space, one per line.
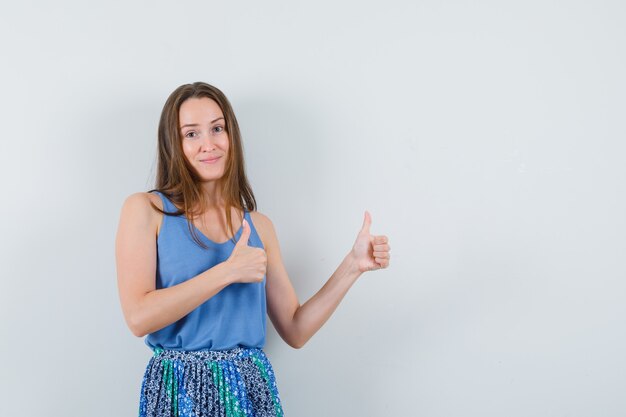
350, 211, 391, 273
224, 218, 267, 284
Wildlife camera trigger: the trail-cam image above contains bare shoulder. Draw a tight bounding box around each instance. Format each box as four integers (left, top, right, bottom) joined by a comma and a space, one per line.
119, 192, 163, 234
249, 210, 278, 248
121, 192, 162, 213
249, 210, 273, 226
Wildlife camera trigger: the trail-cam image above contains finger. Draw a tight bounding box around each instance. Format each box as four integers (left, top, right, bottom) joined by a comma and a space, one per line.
373, 252, 390, 259
374, 258, 389, 268
373, 244, 390, 252
235, 218, 252, 248
374, 235, 388, 244
360, 210, 372, 234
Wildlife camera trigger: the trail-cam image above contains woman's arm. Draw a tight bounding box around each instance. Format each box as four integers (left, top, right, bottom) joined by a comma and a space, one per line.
258, 211, 391, 349
115, 193, 234, 337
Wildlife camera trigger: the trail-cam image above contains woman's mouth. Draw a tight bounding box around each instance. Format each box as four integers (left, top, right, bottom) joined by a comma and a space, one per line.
200, 157, 221, 164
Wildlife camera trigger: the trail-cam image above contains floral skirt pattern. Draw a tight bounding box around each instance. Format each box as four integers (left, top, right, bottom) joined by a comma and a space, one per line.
139, 347, 284, 417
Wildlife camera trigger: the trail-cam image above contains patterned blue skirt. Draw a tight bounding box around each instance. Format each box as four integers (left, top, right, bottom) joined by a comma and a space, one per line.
139, 347, 284, 417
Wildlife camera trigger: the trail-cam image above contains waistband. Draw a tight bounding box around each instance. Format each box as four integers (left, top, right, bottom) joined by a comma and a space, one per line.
151, 346, 267, 362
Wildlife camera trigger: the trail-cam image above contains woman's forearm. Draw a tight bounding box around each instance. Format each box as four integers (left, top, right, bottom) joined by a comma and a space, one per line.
129, 262, 232, 337
290, 253, 362, 347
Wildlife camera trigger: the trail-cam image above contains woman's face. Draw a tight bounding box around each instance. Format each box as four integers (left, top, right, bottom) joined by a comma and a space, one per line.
179, 97, 230, 182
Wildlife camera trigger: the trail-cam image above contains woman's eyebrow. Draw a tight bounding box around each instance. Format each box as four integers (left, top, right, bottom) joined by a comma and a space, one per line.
180, 117, 224, 129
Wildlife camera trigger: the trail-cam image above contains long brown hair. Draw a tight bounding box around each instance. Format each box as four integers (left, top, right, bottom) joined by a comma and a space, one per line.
148, 81, 257, 249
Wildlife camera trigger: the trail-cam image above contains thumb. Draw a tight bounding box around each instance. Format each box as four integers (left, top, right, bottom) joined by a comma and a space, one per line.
235, 218, 251, 248
360, 210, 372, 234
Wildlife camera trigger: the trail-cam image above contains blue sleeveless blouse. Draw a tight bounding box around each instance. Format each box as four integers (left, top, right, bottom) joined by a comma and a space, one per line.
144, 191, 267, 351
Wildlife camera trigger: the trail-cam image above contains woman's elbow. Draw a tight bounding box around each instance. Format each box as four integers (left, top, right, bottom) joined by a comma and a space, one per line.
287, 340, 304, 349
130, 325, 148, 338
127, 311, 149, 338
285, 334, 307, 349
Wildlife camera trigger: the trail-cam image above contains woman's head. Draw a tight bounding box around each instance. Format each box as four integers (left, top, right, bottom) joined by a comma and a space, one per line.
178, 96, 230, 184
152, 81, 256, 247
156, 82, 244, 194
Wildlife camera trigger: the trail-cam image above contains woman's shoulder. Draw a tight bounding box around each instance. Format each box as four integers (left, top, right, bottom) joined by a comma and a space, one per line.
119, 192, 164, 234
248, 210, 273, 229
248, 210, 277, 248
122, 191, 164, 212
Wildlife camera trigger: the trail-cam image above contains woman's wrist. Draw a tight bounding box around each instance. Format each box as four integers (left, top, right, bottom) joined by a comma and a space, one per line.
209, 260, 235, 287
344, 251, 364, 280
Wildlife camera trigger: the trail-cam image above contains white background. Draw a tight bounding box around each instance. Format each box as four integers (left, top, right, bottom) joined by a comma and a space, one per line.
1, 1, 625, 416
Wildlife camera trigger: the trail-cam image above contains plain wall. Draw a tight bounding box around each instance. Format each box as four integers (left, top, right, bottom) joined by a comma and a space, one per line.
1, 1, 625, 416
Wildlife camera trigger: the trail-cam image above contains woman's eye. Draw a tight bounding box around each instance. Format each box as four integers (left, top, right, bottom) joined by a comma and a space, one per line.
185, 131, 197, 138
213, 126, 224, 134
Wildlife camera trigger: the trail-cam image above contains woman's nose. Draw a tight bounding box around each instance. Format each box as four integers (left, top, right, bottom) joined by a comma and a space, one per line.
199, 133, 216, 150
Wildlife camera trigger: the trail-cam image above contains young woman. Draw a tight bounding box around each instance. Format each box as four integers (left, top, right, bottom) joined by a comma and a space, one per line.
115, 81, 391, 417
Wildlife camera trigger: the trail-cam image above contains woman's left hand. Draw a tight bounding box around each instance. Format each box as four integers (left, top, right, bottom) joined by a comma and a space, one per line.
350, 211, 391, 274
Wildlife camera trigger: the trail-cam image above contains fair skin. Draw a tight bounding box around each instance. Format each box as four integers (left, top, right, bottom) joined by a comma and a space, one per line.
116, 97, 391, 349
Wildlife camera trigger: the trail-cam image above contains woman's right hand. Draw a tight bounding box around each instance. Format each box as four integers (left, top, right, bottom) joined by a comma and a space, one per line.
224, 218, 267, 284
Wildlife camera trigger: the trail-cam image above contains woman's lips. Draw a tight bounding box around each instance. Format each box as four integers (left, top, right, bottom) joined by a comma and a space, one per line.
200, 157, 220, 164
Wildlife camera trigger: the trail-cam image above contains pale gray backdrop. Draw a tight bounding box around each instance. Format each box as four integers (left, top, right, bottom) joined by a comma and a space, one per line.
1, 1, 625, 416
